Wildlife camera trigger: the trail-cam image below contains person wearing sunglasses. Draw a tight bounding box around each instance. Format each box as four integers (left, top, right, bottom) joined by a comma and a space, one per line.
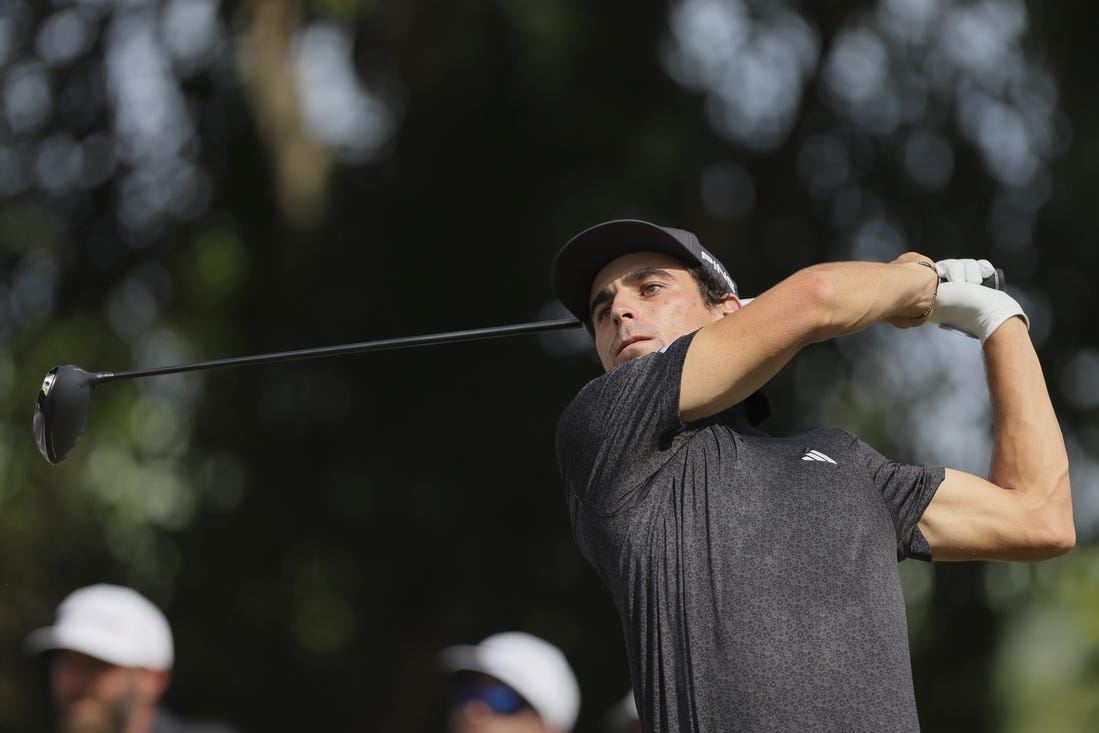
439, 632, 580, 733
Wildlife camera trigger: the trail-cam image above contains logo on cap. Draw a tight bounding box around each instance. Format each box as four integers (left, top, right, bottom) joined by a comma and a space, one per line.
698, 249, 737, 295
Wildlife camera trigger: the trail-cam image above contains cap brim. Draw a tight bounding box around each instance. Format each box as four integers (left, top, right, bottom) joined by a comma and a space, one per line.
438, 644, 483, 675
24, 625, 149, 668
550, 219, 699, 322
24, 626, 58, 656
439, 645, 554, 724
439, 636, 579, 732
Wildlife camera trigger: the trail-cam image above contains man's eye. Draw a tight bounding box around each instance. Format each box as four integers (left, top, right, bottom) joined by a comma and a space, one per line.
641, 283, 663, 295
596, 307, 610, 322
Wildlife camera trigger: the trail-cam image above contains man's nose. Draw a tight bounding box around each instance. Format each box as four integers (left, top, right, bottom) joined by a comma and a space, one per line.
610, 295, 637, 324
455, 699, 495, 726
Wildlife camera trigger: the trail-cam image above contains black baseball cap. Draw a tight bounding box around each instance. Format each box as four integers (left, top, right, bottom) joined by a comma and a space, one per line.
550, 219, 739, 322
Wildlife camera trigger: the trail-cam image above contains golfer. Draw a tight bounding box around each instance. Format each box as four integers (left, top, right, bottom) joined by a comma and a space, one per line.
550, 219, 1074, 732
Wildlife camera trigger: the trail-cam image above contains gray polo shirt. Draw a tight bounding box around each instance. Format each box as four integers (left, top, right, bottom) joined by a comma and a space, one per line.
556, 332, 943, 732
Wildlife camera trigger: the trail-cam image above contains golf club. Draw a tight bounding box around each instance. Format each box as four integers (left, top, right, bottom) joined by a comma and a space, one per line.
33, 317, 584, 465
33, 267, 1005, 465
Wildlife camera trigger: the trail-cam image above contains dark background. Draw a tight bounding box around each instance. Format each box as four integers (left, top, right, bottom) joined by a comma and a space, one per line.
1, 1, 1097, 731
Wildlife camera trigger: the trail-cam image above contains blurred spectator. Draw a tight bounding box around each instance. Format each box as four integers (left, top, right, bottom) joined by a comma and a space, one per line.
603, 690, 641, 733
26, 583, 239, 733
439, 631, 580, 733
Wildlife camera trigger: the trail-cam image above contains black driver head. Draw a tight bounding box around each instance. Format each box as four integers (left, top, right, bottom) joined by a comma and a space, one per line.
33, 365, 97, 464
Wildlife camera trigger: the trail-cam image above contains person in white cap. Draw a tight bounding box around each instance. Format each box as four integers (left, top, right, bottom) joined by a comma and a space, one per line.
26, 583, 239, 733
439, 631, 581, 733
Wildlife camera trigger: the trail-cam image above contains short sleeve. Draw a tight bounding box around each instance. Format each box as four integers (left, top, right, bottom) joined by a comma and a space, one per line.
843, 430, 946, 561
555, 334, 694, 516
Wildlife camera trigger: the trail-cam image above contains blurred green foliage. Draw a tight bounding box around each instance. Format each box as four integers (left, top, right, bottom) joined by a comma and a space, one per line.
1, 1, 1097, 732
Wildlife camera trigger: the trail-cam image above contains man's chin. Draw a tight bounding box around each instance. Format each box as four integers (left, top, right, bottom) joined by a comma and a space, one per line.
59, 699, 131, 733
614, 339, 660, 365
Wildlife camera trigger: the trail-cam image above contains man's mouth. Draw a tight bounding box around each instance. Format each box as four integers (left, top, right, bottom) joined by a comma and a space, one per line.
615, 335, 652, 357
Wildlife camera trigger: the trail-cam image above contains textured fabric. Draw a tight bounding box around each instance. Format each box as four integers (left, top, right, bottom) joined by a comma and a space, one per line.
556, 332, 944, 733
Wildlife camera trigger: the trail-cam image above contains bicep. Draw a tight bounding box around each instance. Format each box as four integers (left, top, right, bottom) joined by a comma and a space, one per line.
919, 468, 1057, 561
678, 261, 936, 421
679, 279, 823, 422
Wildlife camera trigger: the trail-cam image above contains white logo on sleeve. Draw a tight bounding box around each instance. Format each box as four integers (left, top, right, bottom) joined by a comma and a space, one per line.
801, 449, 837, 464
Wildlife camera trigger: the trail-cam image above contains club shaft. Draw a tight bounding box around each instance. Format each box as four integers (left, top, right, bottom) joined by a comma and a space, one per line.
87, 269, 1005, 384
94, 318, 583, 384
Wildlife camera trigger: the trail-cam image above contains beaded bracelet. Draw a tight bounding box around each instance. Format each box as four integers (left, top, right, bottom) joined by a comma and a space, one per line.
914, 261, 939, 319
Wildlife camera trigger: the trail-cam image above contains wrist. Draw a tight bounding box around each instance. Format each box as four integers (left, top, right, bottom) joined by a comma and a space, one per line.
912, 261, 939, 319
977, 306, 1030, 345
929, 282, 1030, 343
982, 314, 1029, 345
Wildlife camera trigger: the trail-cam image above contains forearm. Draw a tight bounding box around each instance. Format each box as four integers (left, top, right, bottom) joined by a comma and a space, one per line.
796, 258, 937, 340
984, 318, 1074, 551
681, 257, 935, 421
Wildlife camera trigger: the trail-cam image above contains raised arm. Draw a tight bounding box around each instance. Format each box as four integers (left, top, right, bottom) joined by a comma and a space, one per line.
680, 257, 938, 421
682, 251, 1073, 560
918, 316, 1074, 560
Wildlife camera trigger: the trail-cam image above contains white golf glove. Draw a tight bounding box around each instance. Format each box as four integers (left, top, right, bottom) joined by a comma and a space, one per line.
935, 258, 998, 285
928, 258, 1029, 343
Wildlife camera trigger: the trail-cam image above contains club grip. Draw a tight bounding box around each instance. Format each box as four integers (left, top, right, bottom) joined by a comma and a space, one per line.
981, 268, 1006, 291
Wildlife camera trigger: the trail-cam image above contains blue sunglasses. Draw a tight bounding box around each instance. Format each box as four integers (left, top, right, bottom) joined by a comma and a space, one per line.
449, 680, 532, 715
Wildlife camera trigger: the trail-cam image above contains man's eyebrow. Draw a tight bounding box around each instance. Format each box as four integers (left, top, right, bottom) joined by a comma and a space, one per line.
624, 267, 674, 284
588, 268, 675, 319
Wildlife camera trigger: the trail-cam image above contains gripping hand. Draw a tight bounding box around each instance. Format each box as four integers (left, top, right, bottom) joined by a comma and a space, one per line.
929, 259, 1029, 343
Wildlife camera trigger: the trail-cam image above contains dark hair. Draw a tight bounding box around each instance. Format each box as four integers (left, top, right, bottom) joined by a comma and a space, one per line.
687, 263, 734, 307
582, 259, 734, 334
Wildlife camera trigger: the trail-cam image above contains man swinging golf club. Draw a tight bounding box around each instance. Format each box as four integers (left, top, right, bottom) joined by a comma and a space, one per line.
550, 219, 1074, 732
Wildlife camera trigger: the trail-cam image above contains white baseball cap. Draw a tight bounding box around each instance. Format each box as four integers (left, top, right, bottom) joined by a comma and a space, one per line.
440, 631, 581, 732
25, 584, 174, 670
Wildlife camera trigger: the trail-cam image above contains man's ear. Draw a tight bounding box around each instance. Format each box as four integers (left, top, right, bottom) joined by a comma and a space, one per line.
717, 293, 742, 317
